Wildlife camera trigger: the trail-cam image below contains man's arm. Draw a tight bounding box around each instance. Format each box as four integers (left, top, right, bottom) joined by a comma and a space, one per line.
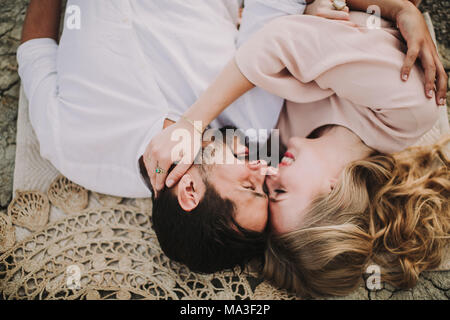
21, 0, 62, 44
346, 0, 447, 106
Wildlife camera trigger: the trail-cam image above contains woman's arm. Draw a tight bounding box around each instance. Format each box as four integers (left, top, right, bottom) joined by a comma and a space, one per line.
21, 0, 62, 44
145, 6, 445, 191
346, 0, 447, 105
144, 59, 254, 192
346, 0, 405, 20
183, 60, 254, 129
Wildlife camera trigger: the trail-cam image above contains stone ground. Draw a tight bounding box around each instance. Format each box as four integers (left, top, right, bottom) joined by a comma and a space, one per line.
0, 0, 448, 300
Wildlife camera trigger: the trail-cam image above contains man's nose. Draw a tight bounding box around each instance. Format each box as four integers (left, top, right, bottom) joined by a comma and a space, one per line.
248, 159, 268, 171
248, 160, 269, 187
265, 168, 280, 182
265, 167, 281, 190
265, 174, 279, 200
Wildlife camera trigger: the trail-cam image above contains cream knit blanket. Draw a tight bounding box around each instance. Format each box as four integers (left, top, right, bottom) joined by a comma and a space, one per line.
1, 13, 448, 299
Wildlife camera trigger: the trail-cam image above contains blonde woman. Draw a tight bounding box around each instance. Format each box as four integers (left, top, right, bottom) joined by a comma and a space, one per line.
263, 133, 449, 297
146, 0, 449, 294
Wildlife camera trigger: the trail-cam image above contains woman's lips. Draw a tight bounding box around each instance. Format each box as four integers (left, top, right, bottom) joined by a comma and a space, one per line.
280, 151, 295, 167
284, 152, 295, 160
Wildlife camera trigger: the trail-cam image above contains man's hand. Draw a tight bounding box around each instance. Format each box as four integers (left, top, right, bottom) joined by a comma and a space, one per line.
396, 2, 447, 106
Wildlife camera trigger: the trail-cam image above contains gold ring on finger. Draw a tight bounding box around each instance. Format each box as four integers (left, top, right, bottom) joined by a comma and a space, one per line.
155, 167, 165, 174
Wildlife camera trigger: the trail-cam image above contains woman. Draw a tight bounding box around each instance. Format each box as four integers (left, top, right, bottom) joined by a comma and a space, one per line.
263, 132, 449, 297
146, 0, 449, 295
146, 0, 447, 191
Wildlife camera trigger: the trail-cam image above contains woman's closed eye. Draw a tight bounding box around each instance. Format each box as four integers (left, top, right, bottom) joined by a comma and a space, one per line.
269, 189, 286, 201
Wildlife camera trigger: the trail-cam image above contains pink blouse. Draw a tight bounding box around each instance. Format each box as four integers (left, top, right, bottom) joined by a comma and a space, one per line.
235, 12, 438, 153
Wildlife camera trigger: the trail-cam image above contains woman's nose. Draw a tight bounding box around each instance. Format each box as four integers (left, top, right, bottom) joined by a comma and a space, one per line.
287, 137, 302, 149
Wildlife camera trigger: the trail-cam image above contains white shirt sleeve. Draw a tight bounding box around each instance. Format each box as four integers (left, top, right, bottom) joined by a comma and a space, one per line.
17, 38, 60, 162
254, 0, 307, 15
237, 0, 306, 47
17, 38, 59, 103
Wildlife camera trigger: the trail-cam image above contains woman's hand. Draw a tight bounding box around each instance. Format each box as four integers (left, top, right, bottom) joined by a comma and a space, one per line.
305, 0, 356, 25
143, 119, 202, 196
144, 59, 255, 195
395, 2, 448, 105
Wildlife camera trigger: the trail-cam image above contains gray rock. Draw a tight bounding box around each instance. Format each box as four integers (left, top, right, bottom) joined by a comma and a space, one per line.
4, 81, 20, 100
438, 44, 450, 70
369, 288, 393, 300
420, 1, 450, 50
422, 271, 450, 290
391, 290, 414, 300
411, 276, 448, 300
327, 285, 369, 300
0, 55, 19, 92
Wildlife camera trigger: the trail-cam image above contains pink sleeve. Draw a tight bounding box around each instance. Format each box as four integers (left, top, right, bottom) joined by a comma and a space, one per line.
235, 14, 438, 141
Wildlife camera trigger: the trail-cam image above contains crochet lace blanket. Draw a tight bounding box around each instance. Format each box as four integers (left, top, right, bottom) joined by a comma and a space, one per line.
1, 13, 448, 300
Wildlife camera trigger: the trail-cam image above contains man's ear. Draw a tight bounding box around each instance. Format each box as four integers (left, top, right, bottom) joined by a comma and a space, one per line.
177, 174, 203, 212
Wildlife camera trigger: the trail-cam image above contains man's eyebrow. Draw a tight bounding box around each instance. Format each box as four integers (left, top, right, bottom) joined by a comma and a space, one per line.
241, 187, 267, 199
252, 190, 267, 199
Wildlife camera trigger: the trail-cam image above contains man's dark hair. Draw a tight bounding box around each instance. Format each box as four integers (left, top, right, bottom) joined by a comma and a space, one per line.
152, 177, 267, 274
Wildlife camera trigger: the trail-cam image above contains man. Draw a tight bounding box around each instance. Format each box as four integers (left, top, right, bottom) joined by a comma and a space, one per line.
19, 0, 307, 273
146, 0, 447, 273
19, 0, 446, 273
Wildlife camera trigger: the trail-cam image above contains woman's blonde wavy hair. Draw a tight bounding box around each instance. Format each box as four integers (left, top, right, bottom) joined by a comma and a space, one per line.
263, 135, 450, 298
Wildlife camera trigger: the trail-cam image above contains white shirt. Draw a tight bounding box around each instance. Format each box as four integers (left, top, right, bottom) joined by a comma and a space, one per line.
17, 0, 306, 198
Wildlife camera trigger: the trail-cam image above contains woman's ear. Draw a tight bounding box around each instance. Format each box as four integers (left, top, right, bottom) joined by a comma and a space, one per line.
177, 174, 203, 212
329, 178, 338, 192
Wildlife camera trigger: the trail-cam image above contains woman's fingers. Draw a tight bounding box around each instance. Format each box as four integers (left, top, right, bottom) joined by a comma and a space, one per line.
154, 157, 173, 193
434, 51, 448, 106
144, 145, 173, 196
396, 4, 447, 105
143, 152, 158, 196
165, 161, 193, 189
401, 44, 420, 82
141, 117, 203, 196
317, 9, 350, 21
420, 48, 437, 99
